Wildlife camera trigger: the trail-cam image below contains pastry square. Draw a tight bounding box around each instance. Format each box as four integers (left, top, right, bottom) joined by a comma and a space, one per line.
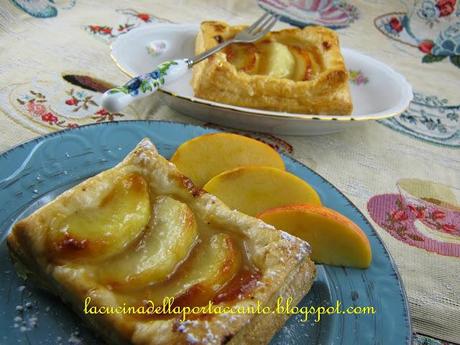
192, 21, 353, 115
8, 139, 316, 345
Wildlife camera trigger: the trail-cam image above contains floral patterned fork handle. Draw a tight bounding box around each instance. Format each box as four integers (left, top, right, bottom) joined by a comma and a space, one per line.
101, 59, 188, 113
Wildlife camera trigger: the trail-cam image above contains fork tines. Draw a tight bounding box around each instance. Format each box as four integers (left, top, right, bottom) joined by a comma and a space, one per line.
247, 12, 279, 35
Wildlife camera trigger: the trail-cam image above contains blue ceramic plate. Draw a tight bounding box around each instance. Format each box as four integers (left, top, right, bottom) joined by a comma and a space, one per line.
0, 121, 411, 345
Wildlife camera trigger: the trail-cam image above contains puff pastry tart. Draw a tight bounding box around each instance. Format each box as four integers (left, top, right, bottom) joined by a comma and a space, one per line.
8, 139, 316, 345
192, 21, 353, 115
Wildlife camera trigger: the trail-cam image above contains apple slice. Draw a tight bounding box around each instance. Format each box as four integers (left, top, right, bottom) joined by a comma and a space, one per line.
149, 233, 241, 306
258, 205, 372, 268
49, 173, 151, 261
97, 196, 199, 287
289, 46, 313, 81
170, 133, 285, 188
203, 166, 321, 216
224, 43, 259, 74
289, 46, 323, 81
258, 41, 295, 79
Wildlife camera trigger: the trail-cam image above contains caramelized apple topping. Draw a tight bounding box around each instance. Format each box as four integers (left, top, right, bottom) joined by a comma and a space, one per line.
113, 232, 245, 318
213, 268, 261, 304
47, 171, 260, 310
224, 39, 323, 81
48, 173, 151, 262
224, 43, 259, 74
97, 196, 199, 288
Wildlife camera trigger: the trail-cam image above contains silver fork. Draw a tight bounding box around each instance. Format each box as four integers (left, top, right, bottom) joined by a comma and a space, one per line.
102, 13, 278, 113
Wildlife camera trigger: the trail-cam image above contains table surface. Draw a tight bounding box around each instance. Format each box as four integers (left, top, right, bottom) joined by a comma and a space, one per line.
0, 0, 458, 344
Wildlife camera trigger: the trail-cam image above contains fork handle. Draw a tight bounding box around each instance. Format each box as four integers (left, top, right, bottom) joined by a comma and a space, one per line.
102, 59, 189, 113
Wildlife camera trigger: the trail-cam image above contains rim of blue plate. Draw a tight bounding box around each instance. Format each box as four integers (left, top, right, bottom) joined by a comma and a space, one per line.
0, 120, 413, 344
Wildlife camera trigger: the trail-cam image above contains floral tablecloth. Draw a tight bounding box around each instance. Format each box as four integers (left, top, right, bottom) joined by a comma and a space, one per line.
0, 0, 459, 344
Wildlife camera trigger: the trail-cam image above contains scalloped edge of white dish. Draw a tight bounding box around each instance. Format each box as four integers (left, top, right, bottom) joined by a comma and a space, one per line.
111, 23, 413, 123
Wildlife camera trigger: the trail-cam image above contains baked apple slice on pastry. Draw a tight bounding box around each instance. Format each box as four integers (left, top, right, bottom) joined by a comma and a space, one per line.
144, 233, 242, 307
97, 195, 199, 287
224, 43, 259, 74
46, 172, 151, 262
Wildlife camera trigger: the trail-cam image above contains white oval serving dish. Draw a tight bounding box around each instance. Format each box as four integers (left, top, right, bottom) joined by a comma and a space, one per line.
111, 23, 413, 135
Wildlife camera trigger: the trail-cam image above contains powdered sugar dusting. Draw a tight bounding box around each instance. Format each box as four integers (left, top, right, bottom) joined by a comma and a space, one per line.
255, 280, 265, 288
296, 242, 311, 261
134, 139, 158, 164
264, 269, 279, 279
280, 231, 297, 243
177, 320, 201, 343
280, 231, 311, 261
13, 294, 39, 333
138, 138, 156, 151
204, 195, 217, 211
186, 333, 199, 344
257, 219, 276, 231
135, 151, 151, 165
176, 319, 221, 344
68, 331, 83, 345
11, 285, 87, 345
204, 321, 218, 344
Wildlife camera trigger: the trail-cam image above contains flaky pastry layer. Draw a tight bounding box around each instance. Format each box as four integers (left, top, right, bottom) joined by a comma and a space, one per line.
8, 139, 316, 345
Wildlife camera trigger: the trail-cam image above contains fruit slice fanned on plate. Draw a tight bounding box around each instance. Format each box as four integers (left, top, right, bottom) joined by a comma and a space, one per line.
203, 166, 321, 216
173, 132, 372, 270
171, 132, 285, 188
258, 204, 372, 268
97, 195, 199, 288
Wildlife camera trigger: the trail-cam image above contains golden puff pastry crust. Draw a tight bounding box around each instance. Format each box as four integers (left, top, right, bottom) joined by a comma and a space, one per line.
192, 21, 353, 115
8, 138, 316, 345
